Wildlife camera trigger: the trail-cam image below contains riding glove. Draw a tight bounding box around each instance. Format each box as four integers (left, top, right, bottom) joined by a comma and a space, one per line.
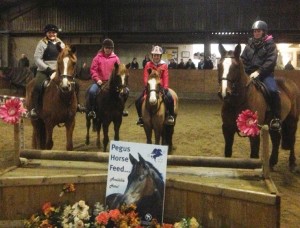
45, 67, 55, 76
250, 71, 260, 79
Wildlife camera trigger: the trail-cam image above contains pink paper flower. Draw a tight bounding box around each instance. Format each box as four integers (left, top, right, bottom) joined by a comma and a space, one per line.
236, 109, 260, 137
0, 98, 27, 124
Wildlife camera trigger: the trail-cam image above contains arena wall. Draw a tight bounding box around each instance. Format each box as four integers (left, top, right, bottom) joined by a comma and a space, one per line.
78, 70, 300, 101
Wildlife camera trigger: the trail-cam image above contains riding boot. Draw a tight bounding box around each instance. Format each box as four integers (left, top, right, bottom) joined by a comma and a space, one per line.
135, 95, 144, 126
163, 90, 175, 125
269, 91, 281, 131
75, 81, 86, 113
29, 88, 39, 118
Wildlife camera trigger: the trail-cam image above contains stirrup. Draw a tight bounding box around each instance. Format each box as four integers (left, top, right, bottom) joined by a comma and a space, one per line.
166, 115, 175, 125
122, 110, 129, 117
270, 118, 281, 131
88, 111, 96, 119
136, 117, 144, 126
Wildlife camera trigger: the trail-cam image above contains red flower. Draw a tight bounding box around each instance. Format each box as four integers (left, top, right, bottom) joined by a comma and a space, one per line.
0, 98, 27, 124
109, 209, 121, 222
236, 109, 260, 137
96, 211, 110, 225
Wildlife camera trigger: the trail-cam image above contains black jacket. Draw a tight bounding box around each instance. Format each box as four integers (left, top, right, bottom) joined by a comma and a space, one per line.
241, 36, 278, 77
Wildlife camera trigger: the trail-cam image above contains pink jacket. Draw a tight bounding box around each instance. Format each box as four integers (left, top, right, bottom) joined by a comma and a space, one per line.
90, 51, 120, 82
143, 60, 169, 89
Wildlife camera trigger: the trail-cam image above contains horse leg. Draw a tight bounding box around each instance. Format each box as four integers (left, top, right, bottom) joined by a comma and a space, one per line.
65, 120, 75, 151
249, 135, 260, 158
85, 114, 91, 145
96, 123, 101, 149
113, 119, 122, 141
143, 124, 152, 144
222, 124, 235, 157
281, 116, 298, 170
45, 124, 54, 150
102, 122, 110, 152
269, 130, 281, 170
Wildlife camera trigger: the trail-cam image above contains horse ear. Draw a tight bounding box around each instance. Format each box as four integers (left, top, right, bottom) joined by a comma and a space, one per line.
147, 68, 152, 75
129, 153, 138, 165
70, 45, 76, 54
138, 153, 146, 164
234, 44, 241, 58
218, 44, 226, 57
56, 42, 63, 52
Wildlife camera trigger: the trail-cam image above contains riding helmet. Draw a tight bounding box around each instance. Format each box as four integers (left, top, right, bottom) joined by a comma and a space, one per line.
151, 46, 163, 55
44, 24, 59, 33
102, 39, 114, 48
251, 20, 268, 31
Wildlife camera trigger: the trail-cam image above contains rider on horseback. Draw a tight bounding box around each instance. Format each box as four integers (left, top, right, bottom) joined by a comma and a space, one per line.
241, 20, 281, 131
135, 45, 175, 126
88, 38, 129, 119
29, 24, 85, 118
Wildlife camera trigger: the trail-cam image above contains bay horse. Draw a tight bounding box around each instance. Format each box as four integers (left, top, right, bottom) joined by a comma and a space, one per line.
26, 44, 78, 151
85, 63, 129, 151
218, 43, 300, 170
106, 153, 164, 223
142, 69, 178, 153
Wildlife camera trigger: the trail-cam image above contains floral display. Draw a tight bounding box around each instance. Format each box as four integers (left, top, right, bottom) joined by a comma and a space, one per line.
236, 109, 260, 137
24, 201, 202, 228
0, 98, 27, 124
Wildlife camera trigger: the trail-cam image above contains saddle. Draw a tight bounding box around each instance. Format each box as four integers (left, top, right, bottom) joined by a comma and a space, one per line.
251, 78, 271, 106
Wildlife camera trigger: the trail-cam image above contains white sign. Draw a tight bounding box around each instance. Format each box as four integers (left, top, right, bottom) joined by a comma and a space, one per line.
105, 140, 168, 226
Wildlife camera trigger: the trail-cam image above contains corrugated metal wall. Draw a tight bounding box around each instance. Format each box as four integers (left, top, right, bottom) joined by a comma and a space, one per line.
5, 0, 300, 34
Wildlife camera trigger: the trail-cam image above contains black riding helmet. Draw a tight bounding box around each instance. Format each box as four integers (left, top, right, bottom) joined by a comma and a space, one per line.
252, 20, 268, 32
44, 24, 59, 34
102, 38, 114, 48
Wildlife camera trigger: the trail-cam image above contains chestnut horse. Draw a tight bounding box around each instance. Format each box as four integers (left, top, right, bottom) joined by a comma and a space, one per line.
218, 43, 300, 170
142, 69, 178, 153
85, 63, 129, 151
26, 44, 78, 151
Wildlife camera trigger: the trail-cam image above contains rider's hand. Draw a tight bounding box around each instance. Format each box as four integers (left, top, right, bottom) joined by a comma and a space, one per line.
97, 80, 102, 86
45, 67, 55, 76
250, 71, 260, 79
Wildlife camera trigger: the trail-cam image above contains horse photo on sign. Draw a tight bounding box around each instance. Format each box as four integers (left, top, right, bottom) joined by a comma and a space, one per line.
105, 141, 168, 226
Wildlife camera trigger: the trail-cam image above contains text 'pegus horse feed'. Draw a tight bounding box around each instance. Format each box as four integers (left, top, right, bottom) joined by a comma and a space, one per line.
26, 44, 78, 151
218, 44, 300, 170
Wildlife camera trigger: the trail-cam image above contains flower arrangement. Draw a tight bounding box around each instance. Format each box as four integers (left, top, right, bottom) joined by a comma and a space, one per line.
24, 183, 202, 227
0, 98, 27, 124
24, 201, 201, 228
236, 109, 260, 137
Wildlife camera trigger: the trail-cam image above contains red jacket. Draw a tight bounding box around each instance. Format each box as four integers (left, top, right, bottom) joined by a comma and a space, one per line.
143, 60, 169, 89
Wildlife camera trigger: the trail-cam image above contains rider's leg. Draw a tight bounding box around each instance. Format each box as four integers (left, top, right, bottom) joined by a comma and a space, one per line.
74, 80, 86, 113
29, 71, 47, 118
135, 92, 144, 126
87, 83, 99, 119
262, 75, 281, 131
122, 87, 130, 117
163, 88, 175, 125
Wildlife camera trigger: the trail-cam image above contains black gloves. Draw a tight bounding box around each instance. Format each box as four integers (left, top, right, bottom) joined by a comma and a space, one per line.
45, 67, 55, 76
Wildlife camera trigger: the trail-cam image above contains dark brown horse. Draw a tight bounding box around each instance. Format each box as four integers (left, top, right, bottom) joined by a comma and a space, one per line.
26, 44, 78, 151
218, 43, 300, 170
85, 63, 129, 151
142, 69, 178, 153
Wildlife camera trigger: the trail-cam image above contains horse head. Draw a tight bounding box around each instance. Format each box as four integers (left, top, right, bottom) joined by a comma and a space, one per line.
147, 69, 161, 105
122, 153, 164, 205
54, 44, 77, 92
109, 63, 129, 96
218, 44, 247, 101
